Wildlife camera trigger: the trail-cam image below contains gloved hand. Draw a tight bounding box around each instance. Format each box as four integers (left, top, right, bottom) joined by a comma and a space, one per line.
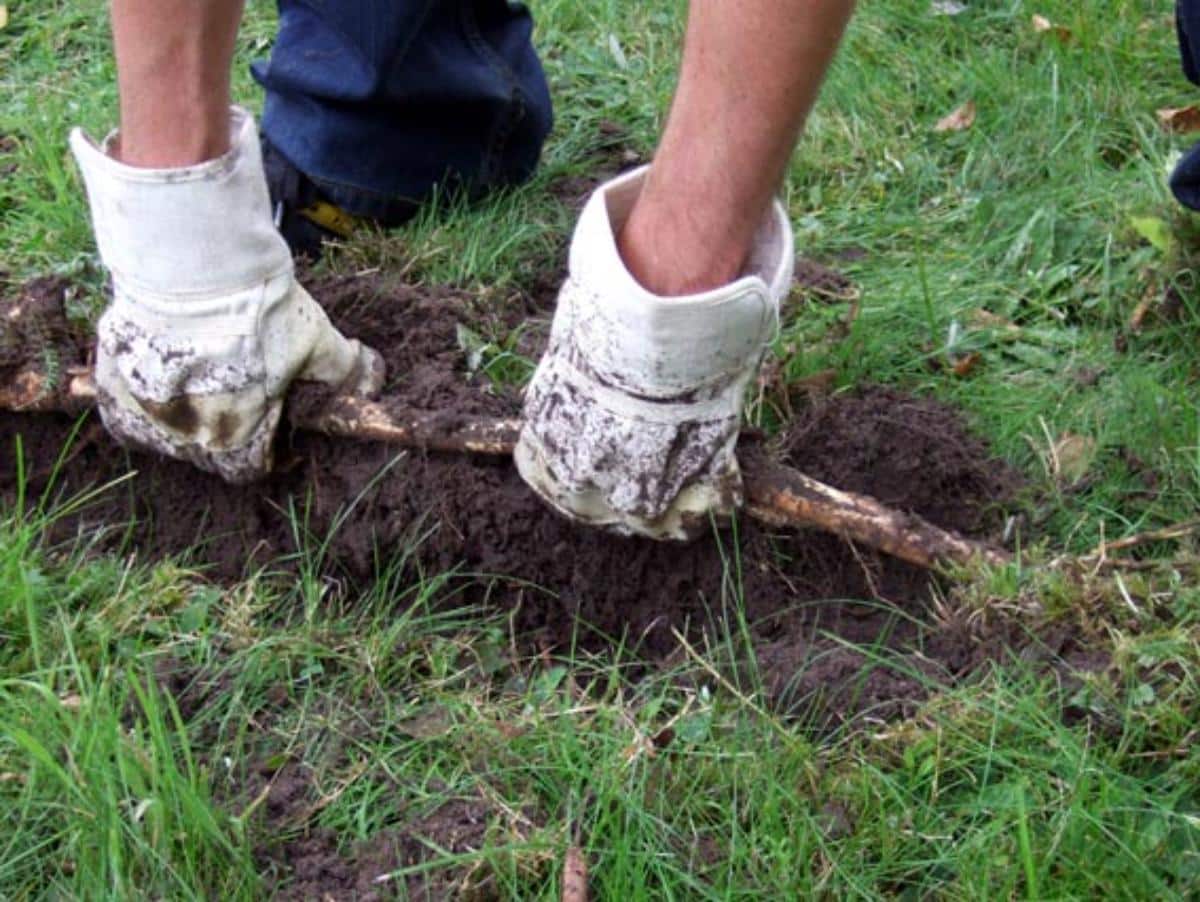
69, 107, 384, 483
514, 166, 794, 540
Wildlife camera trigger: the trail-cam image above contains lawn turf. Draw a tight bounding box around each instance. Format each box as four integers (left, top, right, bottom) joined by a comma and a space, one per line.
3, 0, 1200, 897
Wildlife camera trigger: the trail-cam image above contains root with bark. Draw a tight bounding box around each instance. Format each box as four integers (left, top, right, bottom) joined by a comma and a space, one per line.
0, 365, 1010, 571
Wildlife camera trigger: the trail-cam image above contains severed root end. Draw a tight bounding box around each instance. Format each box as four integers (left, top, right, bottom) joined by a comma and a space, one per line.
0, 366, 96, 414
742, 449, 1011, 571
561, 846, 588, 902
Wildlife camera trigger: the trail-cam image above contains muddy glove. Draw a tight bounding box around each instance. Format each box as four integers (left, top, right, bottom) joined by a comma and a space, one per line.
69, 107, 384, 483
515, 167, 794, 540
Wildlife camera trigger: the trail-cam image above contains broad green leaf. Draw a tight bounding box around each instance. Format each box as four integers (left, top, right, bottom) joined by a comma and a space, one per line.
1130, 216, 1175, 255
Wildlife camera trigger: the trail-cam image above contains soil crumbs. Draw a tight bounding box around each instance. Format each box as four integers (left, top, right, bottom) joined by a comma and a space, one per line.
0, 272, 1056, 896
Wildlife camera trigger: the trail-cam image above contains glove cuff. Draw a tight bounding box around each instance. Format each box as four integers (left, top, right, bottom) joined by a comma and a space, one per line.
70, 106, 292, 300
564, 165, 794, 398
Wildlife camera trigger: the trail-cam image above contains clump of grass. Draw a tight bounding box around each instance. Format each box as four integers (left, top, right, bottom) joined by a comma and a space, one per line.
0, 444, 257, 897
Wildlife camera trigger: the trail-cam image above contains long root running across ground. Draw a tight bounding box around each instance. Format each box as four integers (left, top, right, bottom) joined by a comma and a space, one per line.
0, 272, 1038, 724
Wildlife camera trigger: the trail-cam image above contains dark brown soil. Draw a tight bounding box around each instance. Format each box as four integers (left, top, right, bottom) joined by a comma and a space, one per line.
0, 275, 87, 377
0, 272, 1033, 718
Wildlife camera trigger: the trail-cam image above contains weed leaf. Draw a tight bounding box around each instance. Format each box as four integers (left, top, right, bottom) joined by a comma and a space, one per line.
1129, 216, 1175, 255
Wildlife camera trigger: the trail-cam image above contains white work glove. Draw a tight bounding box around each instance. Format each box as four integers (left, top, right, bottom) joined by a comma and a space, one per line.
515, 166, 794, 540
69, 107, 384, 483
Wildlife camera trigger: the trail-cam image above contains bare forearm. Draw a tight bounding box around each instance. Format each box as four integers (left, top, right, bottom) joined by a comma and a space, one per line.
621, 0, 856, 295
111, 0, 244, 166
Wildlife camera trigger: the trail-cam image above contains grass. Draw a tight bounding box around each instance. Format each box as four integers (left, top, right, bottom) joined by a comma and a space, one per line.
4, 0, 1200, 897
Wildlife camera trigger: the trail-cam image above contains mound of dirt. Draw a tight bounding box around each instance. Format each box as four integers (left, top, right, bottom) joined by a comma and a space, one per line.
0, 271, 1027, 725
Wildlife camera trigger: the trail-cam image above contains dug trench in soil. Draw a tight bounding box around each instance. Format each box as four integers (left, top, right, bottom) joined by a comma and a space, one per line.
0, 272, 1039, 724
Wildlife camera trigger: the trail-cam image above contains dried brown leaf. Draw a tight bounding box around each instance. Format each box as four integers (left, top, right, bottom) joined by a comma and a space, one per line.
1129, 291, 1156, 333
934, 100, 977, 133
1032, 13, 1073, 42
951, 352, 983, 378
1129, 283, 1184, 333
621, 733, 657, 764
393, 707, 453, 739
493, 720, 527, 740
1157, 105, 1200, 134
967, 308, 1021, 334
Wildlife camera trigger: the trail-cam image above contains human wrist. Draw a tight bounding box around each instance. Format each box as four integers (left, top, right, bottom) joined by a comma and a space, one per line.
615, 173, 757, 297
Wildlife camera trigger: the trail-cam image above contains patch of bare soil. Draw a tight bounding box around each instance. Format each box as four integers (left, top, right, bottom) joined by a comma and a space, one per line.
0, 271, 1032, 700
0, 271, 1029, 712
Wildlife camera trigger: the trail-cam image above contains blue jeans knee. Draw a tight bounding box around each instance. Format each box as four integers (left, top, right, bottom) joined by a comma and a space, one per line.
1172, 0, 1200, 209
252, 0, 554, 223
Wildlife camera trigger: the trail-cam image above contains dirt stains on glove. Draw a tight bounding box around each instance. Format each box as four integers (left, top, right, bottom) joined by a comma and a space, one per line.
71, 107, 385, 485
137, 395, 201, 437
521, 350, 741, 520
515, 166, 794, 541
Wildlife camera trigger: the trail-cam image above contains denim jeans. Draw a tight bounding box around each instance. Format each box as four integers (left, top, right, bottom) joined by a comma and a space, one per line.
252, 0, 554, 224
1173, 0, 1200, 209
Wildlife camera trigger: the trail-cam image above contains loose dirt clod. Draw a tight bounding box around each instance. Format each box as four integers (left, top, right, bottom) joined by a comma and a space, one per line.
0, 276, 83, 377
0, 271, 1027, 725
